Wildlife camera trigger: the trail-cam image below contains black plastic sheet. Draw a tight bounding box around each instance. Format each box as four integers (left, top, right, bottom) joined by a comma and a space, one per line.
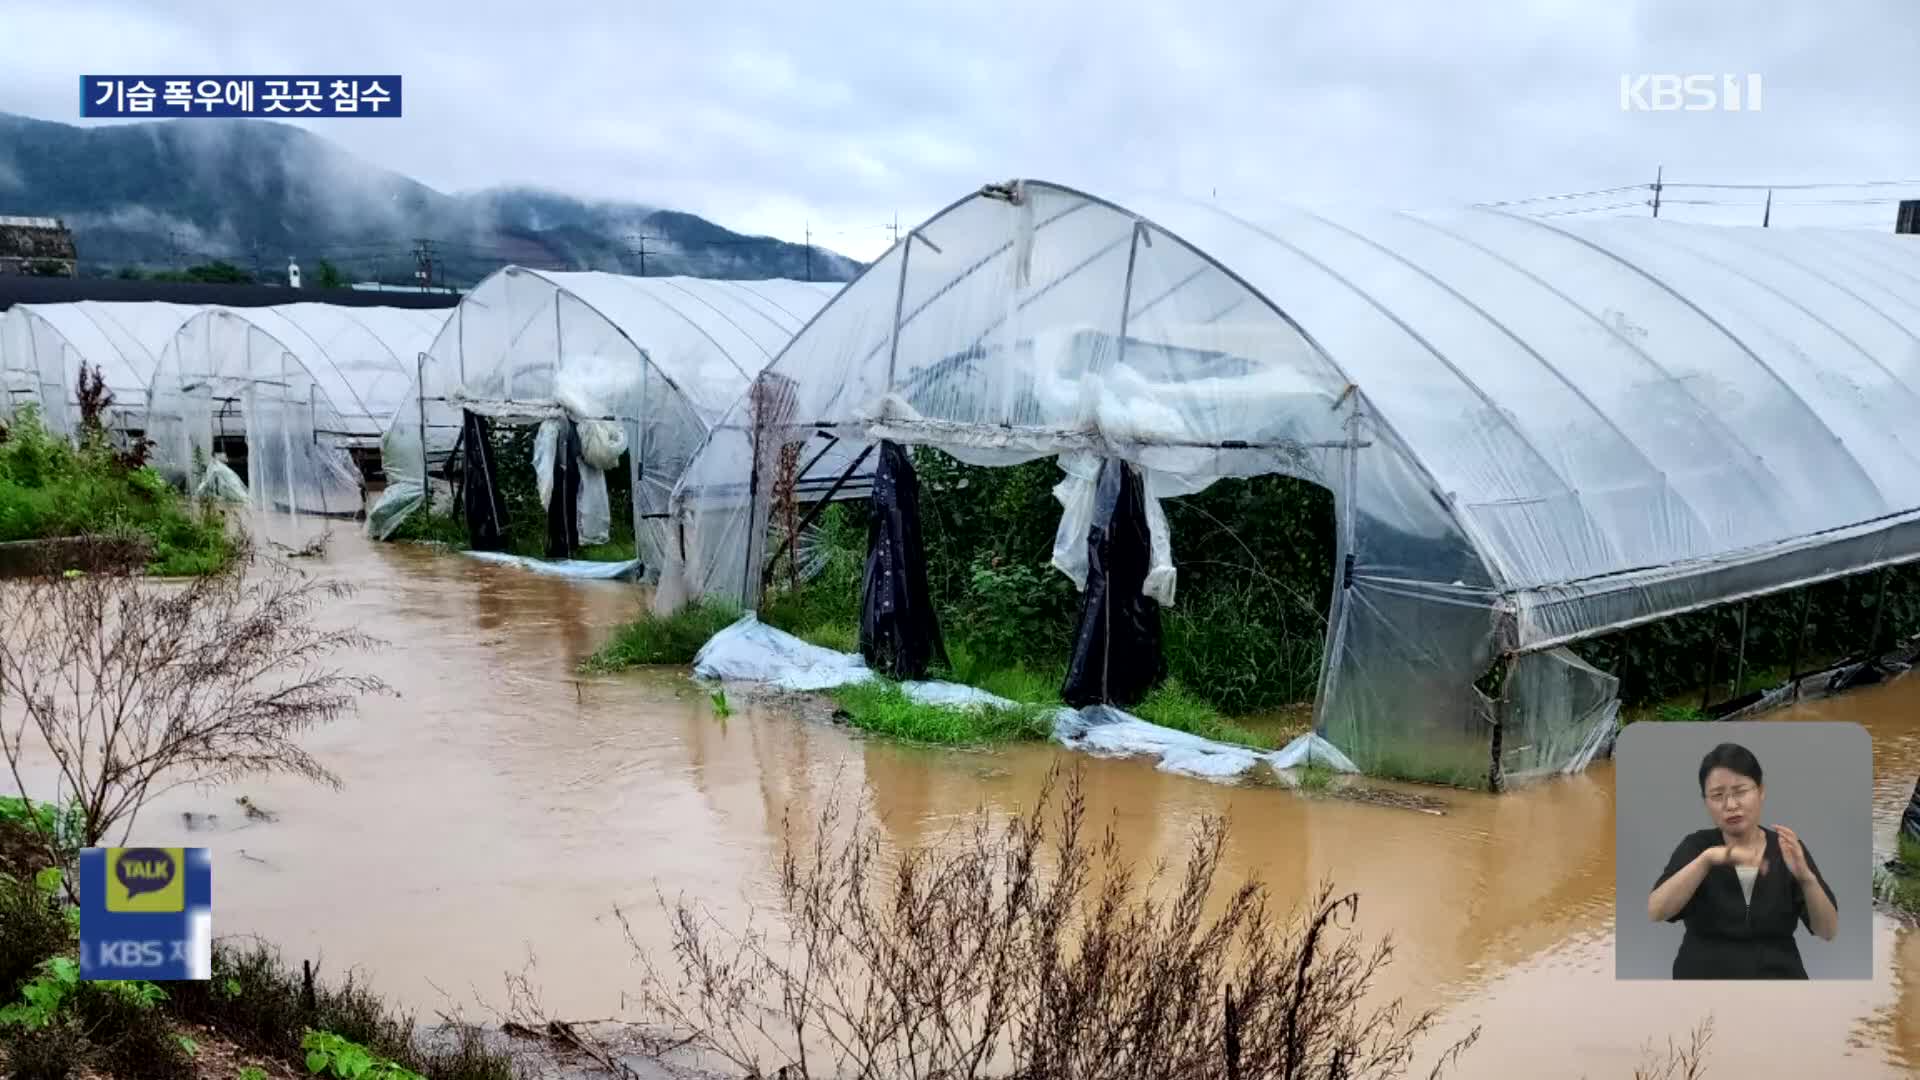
546, 420, 583, 559
1902, 776, 1920, 847
859, 440, 948, 679
1061, 458, 1166, 708
460, 410, 509, 552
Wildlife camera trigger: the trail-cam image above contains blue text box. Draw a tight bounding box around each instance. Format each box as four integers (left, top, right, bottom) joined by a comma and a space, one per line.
81, 76, 402, 118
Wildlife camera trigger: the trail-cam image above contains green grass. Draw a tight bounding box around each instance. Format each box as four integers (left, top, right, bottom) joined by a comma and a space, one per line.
580, 597, 743, 671
0, 407, 234, 576
1878, 836, 1920, 918
384, 507, 465, 546
1131, 678, 1280, 750
826, 678, 1056, 746
1294, 763, 1336, 792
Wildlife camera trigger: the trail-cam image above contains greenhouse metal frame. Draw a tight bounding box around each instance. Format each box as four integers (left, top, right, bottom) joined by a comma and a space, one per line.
0, 301, 199, 435
668, 179, 1920, 786
147, 303, 449, 532
371, 267, 842, 575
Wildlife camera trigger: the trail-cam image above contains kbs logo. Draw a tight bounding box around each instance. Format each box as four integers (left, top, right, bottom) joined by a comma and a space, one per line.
1620, 74, 1763, 112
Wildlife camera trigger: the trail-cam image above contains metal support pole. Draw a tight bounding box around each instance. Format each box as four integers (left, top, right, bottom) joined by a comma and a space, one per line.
279, 353, 297, 533
885, 234, 914, 390
415, 351, 429, 509
740, 421, 762, 611
1701, 637, 1719, 712
1730, 601, 1749, 699
1787, 589, 1812, 691
1868, 567, 1892, 659
762, 443, 875, 589
1114, 221, 1146, 375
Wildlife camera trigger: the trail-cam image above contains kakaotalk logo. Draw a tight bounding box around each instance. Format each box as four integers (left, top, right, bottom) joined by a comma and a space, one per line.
107, 847, 184, 912
1620, 74, 1763, 112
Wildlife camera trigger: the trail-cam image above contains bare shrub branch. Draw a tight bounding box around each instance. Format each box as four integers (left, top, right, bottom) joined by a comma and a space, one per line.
0, 535, 389, 873
622, 763, 1481, 1080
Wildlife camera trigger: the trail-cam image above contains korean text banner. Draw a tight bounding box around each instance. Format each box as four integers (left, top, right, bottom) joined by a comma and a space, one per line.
79, 847, 212, 981
81, 77, 402, 118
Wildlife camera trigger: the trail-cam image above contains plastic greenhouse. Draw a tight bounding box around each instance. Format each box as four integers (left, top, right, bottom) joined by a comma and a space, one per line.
369, 267, 842, 573
668, 179, 1920, 787
147, 303, 449, 532
0, 301, 198, 435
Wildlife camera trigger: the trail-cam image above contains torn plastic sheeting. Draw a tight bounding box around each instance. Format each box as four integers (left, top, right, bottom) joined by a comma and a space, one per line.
860, 440, 948, 680
1060, 458, 1166, 708
578, 420, 626, 471
693, 614, 875, 691
900, 681, 1017, 710
1049, 451, 1177, 607
1053, 705, 1264, 780
1270, 733, 1361, 773
459, 550, 639, 580
194, 458, 249, 503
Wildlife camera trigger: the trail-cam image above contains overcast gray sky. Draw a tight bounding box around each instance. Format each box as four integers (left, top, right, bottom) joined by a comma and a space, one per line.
3, 0, 1917, 260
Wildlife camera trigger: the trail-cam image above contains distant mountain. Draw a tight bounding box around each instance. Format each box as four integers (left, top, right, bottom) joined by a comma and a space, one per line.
0, 112, 863, 286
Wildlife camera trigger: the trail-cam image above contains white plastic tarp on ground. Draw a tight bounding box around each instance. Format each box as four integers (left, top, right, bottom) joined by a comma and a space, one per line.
690, 615, 1325, 783
669, 179, 1920, 785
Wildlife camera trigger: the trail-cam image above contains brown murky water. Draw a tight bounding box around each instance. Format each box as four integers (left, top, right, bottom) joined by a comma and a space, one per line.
12, 532, 1920, 1077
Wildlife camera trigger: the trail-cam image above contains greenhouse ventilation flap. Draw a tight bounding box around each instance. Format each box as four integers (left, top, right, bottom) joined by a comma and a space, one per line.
146, 303, 450, 538
0, 301, 198, 434
668, 179, 1920, 785
371, 268, 842, 580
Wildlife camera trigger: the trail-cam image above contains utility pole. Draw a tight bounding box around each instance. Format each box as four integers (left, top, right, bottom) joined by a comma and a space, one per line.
883, 212, 900, 247
625, 232, 654, 277
1650, 165, 1664, 219
411, 238, 436, 292
804, 222, 812, 282
1762, 189, 1773, 228
168, 230, 183, 270
249, 240, 263, 283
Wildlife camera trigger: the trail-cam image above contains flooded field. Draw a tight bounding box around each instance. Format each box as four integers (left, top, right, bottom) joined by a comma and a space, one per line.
14, 531, 1920, 1078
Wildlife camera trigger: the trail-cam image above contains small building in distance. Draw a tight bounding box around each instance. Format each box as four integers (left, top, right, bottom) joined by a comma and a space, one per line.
0, 216, 78, 277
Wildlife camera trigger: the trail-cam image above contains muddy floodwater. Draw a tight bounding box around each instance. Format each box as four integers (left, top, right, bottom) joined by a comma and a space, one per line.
15, 531, 1920, 1078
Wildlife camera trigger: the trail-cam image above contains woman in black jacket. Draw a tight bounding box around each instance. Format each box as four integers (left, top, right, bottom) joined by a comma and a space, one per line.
1646, 742, 1840, 979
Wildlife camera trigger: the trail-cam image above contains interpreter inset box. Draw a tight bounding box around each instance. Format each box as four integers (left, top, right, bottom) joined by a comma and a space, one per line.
1614, 720, 1872, 980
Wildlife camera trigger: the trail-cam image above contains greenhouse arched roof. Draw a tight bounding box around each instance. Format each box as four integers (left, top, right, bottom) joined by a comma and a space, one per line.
672, 179, 1920, 782
154, 303, 449, 438
405, 267, 844, 421
0, 301, 197, 431
371, 267, 841, 551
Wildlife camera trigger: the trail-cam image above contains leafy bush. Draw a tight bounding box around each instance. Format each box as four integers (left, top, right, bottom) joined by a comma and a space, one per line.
0, 405, 233, 575
0, 868, 74, 1004
163, 940, 514, 1080
302, 1030, 425, 1080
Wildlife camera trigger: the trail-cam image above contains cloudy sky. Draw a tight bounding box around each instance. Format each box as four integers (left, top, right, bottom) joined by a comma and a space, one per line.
3, 0, 1917, 260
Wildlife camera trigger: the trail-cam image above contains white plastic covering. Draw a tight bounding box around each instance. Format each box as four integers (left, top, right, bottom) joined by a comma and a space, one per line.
672, 179, 1920, 783
146, 304, 447, 540
460, 550, 641, 580
371, 267, 842, 573
0, 302, 197, 434
694, 614, 1345, 784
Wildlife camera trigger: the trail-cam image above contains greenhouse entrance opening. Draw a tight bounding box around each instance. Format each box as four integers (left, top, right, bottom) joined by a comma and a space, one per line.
412, 403, 639, 573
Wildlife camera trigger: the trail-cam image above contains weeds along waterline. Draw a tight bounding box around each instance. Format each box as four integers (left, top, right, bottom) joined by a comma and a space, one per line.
0, 402, 235, 576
